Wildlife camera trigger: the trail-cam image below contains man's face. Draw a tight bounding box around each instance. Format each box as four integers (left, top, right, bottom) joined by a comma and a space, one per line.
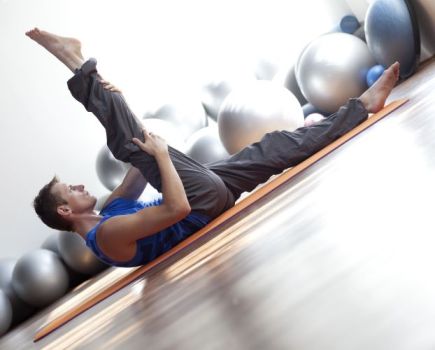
52, 182, 97, 214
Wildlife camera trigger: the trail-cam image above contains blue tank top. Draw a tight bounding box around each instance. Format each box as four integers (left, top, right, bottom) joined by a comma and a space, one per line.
85, 197, 210, 267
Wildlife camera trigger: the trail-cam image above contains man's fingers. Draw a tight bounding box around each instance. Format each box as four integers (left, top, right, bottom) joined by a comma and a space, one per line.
132, 138, 142, 147
100, 80, 121, 92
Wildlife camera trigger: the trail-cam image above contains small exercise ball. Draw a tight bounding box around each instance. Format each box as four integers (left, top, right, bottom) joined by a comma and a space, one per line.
302, 103, 323, 118
339, 15, 361, 34
296, 32, 376, 114
185, 126, 229, 164
218, 80, 304, 154
12, 249, 69, 307
304, 113, 326, 127
96, 145, 130, 191
366, 65, 385, 87
141, 118, 186, 152
147, 98, 207, 140
0, 290, 12, 336
0, 259, 35, 325
365, 0, 420, 78
58, 231, 108, 275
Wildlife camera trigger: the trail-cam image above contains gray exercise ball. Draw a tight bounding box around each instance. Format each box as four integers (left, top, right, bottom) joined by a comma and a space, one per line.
41, 233, 60, 255
0, 259, 35, 325
273, 64, 307, 106
12, 249, 69, 308
296, 32, 376, 114
218, 80, 304, 154
41, 235, 91, 288
365, 0, 420, 78
201, 80, 234, 121
58, 231, 108, 275
409, 0, 435, 56
147, 98, 207, 140
0, 290, 12, 337
185, 126, 229, 164
96, 144, 131, 191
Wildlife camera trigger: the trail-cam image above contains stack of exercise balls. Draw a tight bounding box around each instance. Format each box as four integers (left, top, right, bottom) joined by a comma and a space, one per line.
0, 228, 112, 337
4, 1, 434, 340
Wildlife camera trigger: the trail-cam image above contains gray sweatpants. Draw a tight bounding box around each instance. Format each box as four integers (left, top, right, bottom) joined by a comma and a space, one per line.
67, 59, 368, 219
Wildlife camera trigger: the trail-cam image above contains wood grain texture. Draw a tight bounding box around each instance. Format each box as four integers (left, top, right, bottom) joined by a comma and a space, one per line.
33, 98, 407, 342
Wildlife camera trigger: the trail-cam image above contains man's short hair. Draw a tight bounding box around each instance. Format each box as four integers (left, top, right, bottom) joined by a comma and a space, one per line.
33, 176, 73, 232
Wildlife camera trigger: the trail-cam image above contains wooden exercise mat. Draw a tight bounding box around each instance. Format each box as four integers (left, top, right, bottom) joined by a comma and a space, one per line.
34, 99, 408, 342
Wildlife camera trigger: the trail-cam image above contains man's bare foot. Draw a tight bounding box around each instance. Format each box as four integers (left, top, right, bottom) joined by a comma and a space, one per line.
25, 28, 84, 72
359, 61, 400, 113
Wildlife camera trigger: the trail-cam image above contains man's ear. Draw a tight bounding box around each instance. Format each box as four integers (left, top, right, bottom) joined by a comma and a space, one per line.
57, 205, 72, 217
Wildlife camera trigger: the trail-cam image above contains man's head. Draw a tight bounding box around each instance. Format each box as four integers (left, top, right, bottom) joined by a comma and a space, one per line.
33, 176, 97, 231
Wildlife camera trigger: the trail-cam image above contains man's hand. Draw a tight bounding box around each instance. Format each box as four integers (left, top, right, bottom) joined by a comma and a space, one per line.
132, 130, 168, 157
99, 79, 122, 93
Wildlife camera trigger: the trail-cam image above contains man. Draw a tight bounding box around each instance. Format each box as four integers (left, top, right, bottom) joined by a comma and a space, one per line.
27, 28, 400, 267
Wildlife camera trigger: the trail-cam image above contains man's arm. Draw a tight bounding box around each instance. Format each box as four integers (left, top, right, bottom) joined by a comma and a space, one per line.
98, 131, 191, 250
100, 166, 147, 209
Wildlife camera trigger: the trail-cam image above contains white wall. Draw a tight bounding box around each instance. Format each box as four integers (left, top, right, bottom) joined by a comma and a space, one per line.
0, 0, 363, 259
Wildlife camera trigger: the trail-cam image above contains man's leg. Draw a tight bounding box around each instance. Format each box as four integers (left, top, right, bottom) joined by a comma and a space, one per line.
27, 28, 234, 219
209, 62, 400, 200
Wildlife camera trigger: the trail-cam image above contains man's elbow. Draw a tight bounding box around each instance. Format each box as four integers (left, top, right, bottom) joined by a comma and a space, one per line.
170, 202, 191, 220
178, 202, 191, 218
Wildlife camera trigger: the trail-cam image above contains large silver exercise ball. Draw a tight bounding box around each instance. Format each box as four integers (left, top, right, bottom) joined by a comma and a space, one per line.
147, 98, 207, 140
96, 145, 130, 191
185, 126, 229, 164
42, 233, 95, 288
218, 80, 304, 154
12, 249, 69, 308
0, 259, 35, 325
141, 118, 186, 152
296, 32, 376, 114
58, 231, 108, 275
0, 290, 12, 336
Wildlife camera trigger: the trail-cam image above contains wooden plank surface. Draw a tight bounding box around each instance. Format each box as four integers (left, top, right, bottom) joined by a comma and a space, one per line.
33, 98, 408, 342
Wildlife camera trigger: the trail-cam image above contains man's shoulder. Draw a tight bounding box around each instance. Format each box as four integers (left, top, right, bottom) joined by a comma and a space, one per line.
96, 216, 137, 262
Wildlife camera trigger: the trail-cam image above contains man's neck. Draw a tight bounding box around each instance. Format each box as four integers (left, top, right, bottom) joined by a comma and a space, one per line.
73, 212, 103, 239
